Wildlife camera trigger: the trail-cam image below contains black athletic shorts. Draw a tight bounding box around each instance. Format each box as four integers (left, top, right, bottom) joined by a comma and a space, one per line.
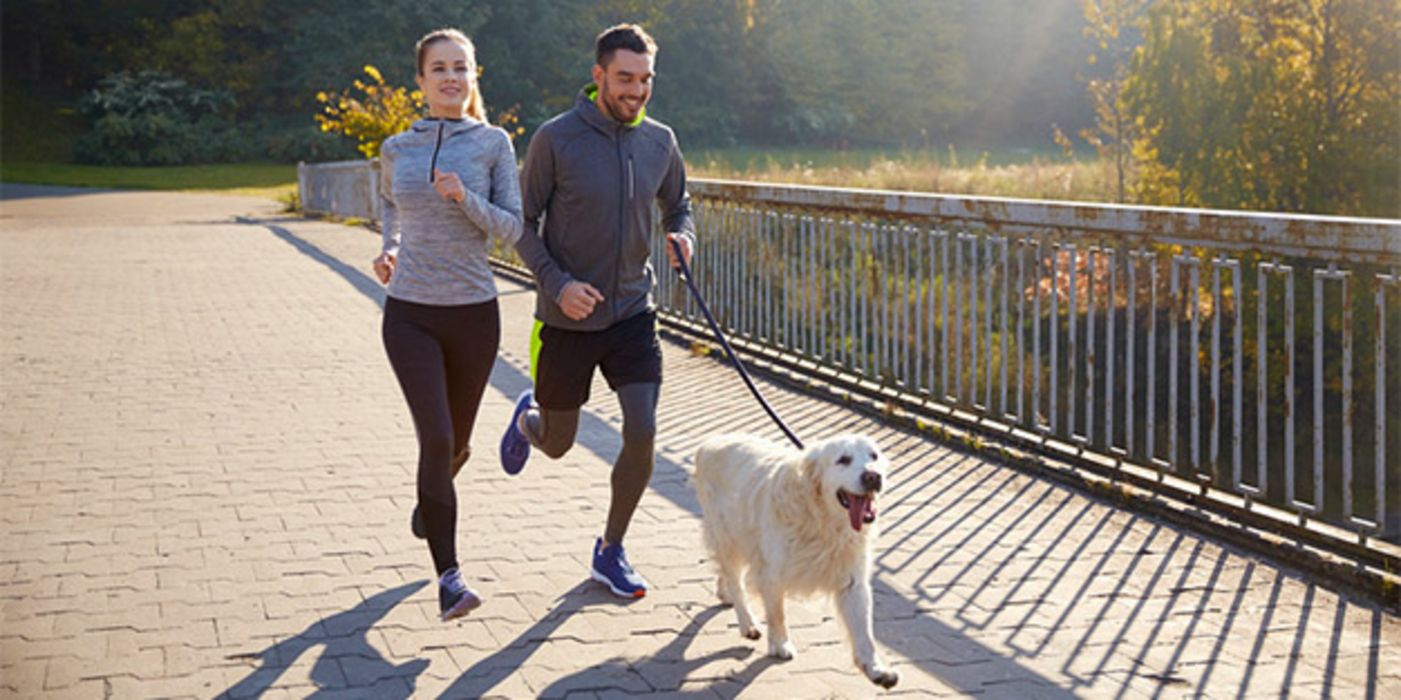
535, 311, 662, 410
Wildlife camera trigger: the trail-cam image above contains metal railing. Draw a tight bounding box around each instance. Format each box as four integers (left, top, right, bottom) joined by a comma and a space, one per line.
652, 181, 1401, 559
298, 160, 1401, 566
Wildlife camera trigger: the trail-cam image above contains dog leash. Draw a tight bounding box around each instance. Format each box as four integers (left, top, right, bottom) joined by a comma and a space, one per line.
669, 238, 805, 450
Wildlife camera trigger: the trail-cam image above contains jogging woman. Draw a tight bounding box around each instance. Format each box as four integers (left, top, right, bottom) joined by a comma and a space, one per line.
374, 28, 522, 621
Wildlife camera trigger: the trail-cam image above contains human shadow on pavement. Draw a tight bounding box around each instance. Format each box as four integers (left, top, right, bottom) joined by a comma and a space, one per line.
531, 604, 772, 698
434, 580, 646, 697
215, 580, 430, 699
442, 593, 767, 698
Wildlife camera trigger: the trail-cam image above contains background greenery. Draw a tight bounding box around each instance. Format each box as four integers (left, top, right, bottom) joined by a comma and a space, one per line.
1, 0, 1396, 216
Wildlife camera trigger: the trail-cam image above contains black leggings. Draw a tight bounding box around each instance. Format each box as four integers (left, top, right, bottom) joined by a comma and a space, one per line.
523, 382, 657, 545
382, 296, 500, 575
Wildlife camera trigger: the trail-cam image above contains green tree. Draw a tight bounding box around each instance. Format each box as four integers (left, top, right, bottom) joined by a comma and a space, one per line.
1080, 0, 1147, 203
1118, 0, 1399, 216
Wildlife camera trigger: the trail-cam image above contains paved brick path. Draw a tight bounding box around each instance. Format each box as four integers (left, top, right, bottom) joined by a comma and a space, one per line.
1, 185, 1397, 698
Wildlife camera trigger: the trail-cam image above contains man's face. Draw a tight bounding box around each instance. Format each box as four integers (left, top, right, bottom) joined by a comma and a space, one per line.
592, 49, 654, 124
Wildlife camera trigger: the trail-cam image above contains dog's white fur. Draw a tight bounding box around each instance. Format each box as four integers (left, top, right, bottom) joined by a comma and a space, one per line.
693, 433, 898, 688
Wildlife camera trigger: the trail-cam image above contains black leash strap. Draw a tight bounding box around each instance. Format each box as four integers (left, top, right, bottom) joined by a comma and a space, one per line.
669, 238, 804, 450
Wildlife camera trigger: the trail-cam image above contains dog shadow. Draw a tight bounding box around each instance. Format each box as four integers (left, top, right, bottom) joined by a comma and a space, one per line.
215, 580, 430, 699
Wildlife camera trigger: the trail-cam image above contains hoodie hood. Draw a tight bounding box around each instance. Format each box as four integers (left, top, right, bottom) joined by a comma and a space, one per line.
577, 84, 646, 132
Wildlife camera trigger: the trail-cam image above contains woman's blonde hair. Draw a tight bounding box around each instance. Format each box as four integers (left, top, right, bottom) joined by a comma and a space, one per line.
415, 28, 486, 122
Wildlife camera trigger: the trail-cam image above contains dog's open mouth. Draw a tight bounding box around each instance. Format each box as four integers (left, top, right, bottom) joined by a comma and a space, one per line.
837, 489, 877, 532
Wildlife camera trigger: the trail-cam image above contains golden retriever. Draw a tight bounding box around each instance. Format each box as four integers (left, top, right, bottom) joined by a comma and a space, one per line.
694, 433, 898, 688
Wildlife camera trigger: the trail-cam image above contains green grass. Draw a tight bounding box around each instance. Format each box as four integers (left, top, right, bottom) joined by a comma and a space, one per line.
0, 161, 297, 200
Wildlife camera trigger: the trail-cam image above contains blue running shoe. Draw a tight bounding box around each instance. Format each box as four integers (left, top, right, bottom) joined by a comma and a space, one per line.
590, 538, 649, 598
439, 568, 481, 621
500, 390, 534, 476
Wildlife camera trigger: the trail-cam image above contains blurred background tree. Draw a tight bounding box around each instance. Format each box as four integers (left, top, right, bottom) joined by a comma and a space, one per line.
2, 0, 1394, 216
1113, 0, 1399, 216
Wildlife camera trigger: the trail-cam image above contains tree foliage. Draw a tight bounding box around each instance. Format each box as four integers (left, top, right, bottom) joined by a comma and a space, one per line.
1097, 0, 1399, 217
3, 0, 1034, 152
74, 70, 238, 165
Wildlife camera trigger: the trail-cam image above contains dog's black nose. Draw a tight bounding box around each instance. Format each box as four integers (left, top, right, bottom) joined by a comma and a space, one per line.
861, 471, 883, 493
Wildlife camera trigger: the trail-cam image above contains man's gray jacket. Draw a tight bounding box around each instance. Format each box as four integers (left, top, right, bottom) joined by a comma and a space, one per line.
514, 87, 695, 331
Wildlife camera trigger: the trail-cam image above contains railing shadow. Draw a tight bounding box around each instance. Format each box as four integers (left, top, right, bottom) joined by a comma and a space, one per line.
216, 581, 429, 699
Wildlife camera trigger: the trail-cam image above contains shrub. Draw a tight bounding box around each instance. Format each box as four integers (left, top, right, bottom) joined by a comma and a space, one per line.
75, 70, 239, 166
315, 65, 423, 159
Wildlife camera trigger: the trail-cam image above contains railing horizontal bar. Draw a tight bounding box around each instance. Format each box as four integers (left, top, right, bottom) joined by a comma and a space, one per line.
690, 179, 1401, 265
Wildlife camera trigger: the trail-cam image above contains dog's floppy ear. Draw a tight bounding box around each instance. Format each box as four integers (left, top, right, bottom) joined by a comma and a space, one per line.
798, 444, 827, 498
798, 445, 820, 480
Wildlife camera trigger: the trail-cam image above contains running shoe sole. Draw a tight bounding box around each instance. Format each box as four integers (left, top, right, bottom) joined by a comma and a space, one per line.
440, 591, 482, 621
590, 566, 647, 598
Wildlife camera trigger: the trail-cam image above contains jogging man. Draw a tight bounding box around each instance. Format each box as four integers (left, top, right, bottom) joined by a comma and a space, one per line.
500, 23, 695, 598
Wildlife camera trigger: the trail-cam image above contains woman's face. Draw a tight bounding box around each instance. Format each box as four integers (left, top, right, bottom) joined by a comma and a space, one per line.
416, 39, 473, 117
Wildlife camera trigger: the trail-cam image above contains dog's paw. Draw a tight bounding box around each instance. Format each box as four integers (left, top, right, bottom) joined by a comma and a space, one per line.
864, 664, 899, 689
768, 640, 795, 660
740, 625, 761, 641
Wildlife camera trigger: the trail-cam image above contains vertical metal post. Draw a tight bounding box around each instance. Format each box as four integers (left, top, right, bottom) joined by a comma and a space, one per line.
1050, 243, 1060, 434
1068, 245, 1079, 438
1086, 248, 1098, 445
1001, 237, 1010, 417
1147, 257, 1158, 464
1106, 248, 1117, 450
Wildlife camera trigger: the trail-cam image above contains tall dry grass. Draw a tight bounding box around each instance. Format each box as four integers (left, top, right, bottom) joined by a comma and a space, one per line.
691, 154, 1121, 204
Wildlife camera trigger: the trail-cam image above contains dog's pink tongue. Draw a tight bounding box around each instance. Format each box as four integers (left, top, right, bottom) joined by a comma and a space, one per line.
847, 493, 869, 532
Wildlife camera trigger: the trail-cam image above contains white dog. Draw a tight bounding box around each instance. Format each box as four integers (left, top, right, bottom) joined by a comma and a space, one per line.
693, 433, 898, 688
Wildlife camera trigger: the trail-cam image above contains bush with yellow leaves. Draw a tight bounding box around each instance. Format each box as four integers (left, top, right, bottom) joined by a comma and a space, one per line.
315, 65, 423, 159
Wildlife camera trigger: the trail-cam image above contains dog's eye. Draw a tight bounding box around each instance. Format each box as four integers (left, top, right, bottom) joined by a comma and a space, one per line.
870, 452, 878, 460
837, 455, 852, 466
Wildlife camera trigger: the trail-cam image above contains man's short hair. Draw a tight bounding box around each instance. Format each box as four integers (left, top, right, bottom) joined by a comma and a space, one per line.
595, 23, 657, 66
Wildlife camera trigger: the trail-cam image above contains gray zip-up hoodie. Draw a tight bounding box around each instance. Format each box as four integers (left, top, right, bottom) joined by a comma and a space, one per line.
380, 118, 523, 306
514, 87, 695, 331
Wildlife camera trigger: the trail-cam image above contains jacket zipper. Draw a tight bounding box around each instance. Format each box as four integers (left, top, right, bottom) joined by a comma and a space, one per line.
428, 122, 445, 182
613, 132, 628, 321
627, 155, 635, 201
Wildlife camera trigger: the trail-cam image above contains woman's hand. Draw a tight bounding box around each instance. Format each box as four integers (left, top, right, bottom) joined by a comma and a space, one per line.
373, 251, 396, 284
433, 169, 466, 203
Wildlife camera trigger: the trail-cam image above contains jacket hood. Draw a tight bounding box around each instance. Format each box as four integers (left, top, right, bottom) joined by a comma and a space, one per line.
575, 84, 646, 133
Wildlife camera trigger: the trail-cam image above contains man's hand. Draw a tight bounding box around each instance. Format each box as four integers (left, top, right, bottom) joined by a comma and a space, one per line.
665, 233, 693, 270
433, 169, 466, 203
372, 251, 396, 284
558, 281, 605, 320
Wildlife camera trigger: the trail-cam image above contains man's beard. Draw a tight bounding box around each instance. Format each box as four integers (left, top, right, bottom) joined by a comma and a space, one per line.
600, 83, 644, 123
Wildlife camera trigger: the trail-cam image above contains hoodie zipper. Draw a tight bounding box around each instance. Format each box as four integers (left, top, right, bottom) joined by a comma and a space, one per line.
428, 121, 445, 182
612, 132, 627, 321
627, 155, 635, 201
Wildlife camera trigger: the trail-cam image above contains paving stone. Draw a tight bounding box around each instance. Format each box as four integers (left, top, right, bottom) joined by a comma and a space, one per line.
1, 187, 1396, 699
